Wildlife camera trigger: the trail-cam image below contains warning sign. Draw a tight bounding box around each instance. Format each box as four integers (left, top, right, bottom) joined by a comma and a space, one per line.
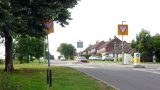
118, 24, 128, 35
42, 19, 54, 33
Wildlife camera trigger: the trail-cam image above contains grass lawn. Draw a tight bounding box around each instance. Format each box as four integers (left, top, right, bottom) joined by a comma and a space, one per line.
0, 62, 116, 90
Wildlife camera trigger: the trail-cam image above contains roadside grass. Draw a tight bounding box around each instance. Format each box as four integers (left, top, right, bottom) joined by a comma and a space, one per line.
0, 62, 116, 90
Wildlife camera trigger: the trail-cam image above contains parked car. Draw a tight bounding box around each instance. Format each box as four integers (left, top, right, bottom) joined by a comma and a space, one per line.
102, 55, 114, 61
89, 56, 97, 60
77, 56, 88, 62
89, 55, 102, 60
95, 56, 102, 60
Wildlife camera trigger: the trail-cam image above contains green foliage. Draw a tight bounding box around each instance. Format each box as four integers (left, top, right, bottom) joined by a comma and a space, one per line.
0, 0, 80, 71
15, 36, 46, 63
81, 54, 91, 59
57, 43, 76, 60
131, 29, 153, 62
152, 33, 160, 62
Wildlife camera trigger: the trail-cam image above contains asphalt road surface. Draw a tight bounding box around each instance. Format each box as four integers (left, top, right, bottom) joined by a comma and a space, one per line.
52, 60, 160, 90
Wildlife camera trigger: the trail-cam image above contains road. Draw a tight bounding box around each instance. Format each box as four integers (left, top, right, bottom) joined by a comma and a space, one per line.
52, 60, 160, 90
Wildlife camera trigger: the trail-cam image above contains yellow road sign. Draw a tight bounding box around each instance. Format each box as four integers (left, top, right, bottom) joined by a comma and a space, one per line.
118, 24, 128, 35
42, 19, 54, 33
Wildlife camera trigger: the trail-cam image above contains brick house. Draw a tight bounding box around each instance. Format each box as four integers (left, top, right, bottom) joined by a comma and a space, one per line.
97, 36, 122, 56
81, 44, 93, 55
86, 41, 105, 55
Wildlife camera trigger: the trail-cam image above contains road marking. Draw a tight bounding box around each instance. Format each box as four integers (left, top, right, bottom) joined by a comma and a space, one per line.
54, 63, 95, 69
70, 65, 95, 68
133, 68, 160, 75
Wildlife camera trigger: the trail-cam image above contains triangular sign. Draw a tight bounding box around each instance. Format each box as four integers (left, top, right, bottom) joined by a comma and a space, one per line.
119, 25, 126, 33
44, 22, 52, 30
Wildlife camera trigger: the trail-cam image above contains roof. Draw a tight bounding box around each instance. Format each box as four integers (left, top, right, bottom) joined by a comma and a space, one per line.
113, 43, 134, 54
98, 41, 110, 49
89, 41, 105, 50
99, 36, 122, 49
82, 45, 93, 53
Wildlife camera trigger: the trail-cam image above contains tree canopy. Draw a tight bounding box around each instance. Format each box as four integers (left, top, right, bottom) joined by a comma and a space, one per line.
0, 0, 80, 71
152, 34, 160, 62
57, 43, 76, 60
14, 36, 46, 63
131, 29, 153, 62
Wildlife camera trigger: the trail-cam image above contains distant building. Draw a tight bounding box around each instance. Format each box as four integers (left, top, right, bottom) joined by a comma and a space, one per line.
97, 36, 122, 56
87, 41, 105, 55
82, 36, 134, 60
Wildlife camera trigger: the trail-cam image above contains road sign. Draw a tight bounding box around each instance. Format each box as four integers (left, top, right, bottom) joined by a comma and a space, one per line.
136, 53, 140, 57
134, 53, 140, 65
42, 19, 54, 33
118, 24, 128, 35
77, 41, 83, 48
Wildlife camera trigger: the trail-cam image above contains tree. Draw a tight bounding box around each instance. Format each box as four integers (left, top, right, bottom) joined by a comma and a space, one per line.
0, 0, 80, 72
131, 29, 153, 62
15, 36, 46, 63
57, 43, 76, 60
152, 33, 160, 62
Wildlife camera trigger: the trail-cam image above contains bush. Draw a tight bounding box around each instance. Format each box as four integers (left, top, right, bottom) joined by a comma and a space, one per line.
81, 54, 91, 59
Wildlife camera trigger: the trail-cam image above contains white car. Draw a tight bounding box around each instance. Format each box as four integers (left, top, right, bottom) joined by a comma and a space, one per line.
77, 56, 88, 62
102, 56, 114, 61
89, 56, 102, 60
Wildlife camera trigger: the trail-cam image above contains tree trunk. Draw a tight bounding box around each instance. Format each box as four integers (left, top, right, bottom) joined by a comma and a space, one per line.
4, 32, 14, 72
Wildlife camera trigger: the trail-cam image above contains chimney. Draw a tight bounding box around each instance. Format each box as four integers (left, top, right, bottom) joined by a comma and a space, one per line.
114, 36, 117, 39
109, 38, 111, 41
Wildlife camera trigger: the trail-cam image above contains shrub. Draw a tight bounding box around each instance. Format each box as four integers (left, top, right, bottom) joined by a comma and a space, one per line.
81, 54, 91, 59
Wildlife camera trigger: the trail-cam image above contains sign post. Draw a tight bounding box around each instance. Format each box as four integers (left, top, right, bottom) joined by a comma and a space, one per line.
43, 19, 54, 87
118, 21, 128, 64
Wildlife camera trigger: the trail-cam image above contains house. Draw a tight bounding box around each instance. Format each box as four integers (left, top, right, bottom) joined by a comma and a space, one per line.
97, 36, 122, 56
87, 41, 105, 55
110, 42, 134, 60
81, 44, 93, 55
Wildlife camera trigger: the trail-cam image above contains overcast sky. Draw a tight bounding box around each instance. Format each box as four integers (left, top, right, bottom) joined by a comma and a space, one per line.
47, 0, 160, 58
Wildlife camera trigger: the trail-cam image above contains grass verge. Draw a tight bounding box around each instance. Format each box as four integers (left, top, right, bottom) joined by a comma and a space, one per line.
0, 63, 116, 90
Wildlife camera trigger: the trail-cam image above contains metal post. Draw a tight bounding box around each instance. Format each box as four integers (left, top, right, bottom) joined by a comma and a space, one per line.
122, 21, 125, 64
114, 42, 117, 62
46, 34, 52, 87
47, 35, 50, 67
122, 34, 124, 64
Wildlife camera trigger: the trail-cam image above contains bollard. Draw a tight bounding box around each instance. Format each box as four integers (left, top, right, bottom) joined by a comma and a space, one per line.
134, 53, 140, 65
47, 69, 52, 87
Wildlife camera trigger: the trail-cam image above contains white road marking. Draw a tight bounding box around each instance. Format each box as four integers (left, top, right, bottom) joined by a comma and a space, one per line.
133, 68, 160, 75
54, 63, 95, 69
